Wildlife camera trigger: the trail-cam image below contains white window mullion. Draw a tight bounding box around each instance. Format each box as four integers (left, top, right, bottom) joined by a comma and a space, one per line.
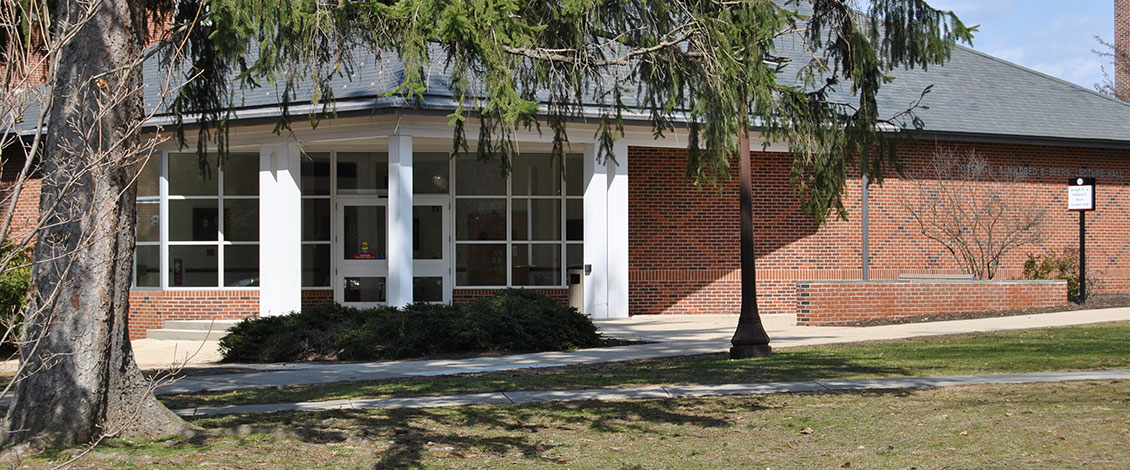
217, 160, 225, 287
505, 169, 512, 287
330, 151, 337, 290
159, 151, 169, 289
561, 191, 567, 288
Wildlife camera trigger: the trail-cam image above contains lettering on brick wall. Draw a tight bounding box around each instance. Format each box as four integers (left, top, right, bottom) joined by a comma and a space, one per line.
954, 165, 1125, 180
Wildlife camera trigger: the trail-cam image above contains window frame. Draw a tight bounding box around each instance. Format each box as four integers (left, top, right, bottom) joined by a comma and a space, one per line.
454, 153, 582, 289
301, 152, 334, 289
134, 150, 261, 290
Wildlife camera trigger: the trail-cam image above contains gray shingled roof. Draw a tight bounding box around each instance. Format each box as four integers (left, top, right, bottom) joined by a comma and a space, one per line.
873, 45, 1130, 145
13, 13, 1130, 148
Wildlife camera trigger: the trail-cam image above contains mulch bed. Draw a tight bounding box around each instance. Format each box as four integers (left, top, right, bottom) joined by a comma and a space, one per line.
825, 293, 1130, 327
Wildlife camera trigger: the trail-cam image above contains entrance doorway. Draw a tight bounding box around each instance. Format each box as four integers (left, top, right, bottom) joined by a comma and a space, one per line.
333, 196, 452, 306
334, 198, 388, 307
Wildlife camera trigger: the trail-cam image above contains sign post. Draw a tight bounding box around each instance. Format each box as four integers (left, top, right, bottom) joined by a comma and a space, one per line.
1068, 178, 1096, 303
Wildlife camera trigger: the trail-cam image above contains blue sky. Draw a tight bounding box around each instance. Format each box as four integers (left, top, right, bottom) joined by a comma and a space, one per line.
928, 1, 1114, 91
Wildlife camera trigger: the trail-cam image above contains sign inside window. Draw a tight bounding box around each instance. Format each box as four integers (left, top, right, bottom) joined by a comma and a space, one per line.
354, 241, 378, 259
1067, 178, 1096, 211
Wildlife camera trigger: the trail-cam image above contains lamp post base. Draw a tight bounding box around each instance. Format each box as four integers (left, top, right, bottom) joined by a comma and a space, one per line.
729, 344, 772, 359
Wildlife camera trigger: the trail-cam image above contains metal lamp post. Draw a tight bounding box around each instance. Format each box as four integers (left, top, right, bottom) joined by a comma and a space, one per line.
730, 116, 772, 359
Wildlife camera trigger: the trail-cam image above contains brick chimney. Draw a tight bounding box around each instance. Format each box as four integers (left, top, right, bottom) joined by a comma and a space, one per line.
1117, 0, 1130, 100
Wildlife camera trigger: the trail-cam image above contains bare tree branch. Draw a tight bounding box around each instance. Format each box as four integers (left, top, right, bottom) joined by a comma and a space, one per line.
905, 147, 1045, 279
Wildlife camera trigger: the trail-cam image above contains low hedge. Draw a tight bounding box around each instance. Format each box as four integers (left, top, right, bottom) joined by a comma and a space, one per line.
219, 289, 601, 363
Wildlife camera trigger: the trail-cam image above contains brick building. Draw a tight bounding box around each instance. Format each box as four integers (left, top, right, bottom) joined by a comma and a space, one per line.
4, 6, 1130, 338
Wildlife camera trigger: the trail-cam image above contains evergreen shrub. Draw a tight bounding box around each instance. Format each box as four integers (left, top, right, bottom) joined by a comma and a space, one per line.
0, 243, 30, 344
1022, 249, 1095, 301
219, 289, 600, 363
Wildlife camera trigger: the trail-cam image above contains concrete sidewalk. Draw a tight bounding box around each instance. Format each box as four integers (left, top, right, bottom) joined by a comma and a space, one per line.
154, 306, 1130, 395
171, 368, 1130, 417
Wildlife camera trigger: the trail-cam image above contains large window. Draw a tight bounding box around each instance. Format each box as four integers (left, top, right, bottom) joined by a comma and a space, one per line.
301, 153, 332, 287
134, 156, 161, 287
134, 152, 260, 288
455, 153, 583, 287
136, 148, 583, 293
300, 151, 397, 288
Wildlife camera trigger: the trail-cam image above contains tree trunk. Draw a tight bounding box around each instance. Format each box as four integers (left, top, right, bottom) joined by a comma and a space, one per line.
2, 0, 194, 449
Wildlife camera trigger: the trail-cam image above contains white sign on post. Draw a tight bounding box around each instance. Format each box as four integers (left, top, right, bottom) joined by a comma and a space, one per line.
1068, 178, 1095, 211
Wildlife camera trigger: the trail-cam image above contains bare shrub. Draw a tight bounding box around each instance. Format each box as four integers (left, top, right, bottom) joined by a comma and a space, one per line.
905, 147, 1045, 280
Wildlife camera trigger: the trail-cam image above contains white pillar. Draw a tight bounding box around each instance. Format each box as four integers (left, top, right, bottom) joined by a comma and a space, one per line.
583, 143, 608, 318
388, 134, 414, 306
606, 141, 630, 318
259, 143, 302, 317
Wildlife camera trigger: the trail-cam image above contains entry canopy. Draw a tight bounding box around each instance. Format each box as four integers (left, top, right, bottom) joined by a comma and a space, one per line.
1068, 177, 1096, 211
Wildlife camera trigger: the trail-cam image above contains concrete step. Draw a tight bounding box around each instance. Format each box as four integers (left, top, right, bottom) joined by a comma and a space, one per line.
146, 328, 231, 342
146, 319, 243, 341
161, 320, 243, 331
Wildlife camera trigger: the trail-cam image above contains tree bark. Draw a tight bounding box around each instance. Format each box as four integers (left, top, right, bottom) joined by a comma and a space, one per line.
2, 0, 194, 448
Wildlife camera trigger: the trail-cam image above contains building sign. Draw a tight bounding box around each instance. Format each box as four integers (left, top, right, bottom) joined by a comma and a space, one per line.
354, 241, 378, 259
1068, 178, 1096, 211
952, 164, 1126, 180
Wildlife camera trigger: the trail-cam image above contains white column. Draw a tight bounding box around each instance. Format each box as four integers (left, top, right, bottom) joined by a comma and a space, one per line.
259, 143, 302, 317
606, 141, 630, 318
159, 152, 169, 288
583, 143, 608, 318
388, 134, 414, 306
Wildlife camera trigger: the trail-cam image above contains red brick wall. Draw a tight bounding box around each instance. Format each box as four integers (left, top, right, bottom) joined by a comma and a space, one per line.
453, 288, 570, 305
1, 146, 41, 245
128, 290, 259, 340
302, 289, 335, 308
628, 142, 1130, 316
795, 280, 1068, 325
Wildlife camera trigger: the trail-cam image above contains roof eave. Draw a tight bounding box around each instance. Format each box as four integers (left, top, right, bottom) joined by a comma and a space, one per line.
908, 130, 1130, 151
142, 99, 1130, 152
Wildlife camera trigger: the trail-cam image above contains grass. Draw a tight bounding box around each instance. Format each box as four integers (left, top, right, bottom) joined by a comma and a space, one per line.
160, 321, 1130, 410
24, 380, 1130, 469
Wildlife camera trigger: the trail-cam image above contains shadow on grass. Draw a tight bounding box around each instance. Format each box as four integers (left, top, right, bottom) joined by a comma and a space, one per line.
679, 350, 918, 383
197, 397, 740, 469
162, 323, 1130, 411
186, 387, 932, 469
156, 350, 920, 410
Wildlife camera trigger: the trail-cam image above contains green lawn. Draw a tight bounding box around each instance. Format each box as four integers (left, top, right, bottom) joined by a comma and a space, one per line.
161, 321, 1130, 410
30, 380, 1130, 469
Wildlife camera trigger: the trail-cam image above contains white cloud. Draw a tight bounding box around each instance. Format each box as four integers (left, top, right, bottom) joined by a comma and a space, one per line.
1030, 57, 1104, 88
919, 1, 1109, 89
1037, 13, 1098, 38
927, 0, 1016, 13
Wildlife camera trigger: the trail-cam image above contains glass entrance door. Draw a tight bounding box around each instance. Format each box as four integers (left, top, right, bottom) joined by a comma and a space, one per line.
334, 199, 388, 307
413, 198, 451, 303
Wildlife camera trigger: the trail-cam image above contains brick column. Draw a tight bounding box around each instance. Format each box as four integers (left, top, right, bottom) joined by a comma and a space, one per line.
1117, 0, 1130, 100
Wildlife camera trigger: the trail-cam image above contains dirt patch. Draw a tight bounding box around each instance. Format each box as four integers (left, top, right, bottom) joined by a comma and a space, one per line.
825, 293, 1130, 327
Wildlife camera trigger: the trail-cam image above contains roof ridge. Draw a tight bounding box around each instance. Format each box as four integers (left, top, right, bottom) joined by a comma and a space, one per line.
952, 43, 1130, 109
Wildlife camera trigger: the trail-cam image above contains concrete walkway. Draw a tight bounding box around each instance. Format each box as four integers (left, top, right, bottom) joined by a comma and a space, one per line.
172, 368, 1130, 417
155, 307, 1130, 395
